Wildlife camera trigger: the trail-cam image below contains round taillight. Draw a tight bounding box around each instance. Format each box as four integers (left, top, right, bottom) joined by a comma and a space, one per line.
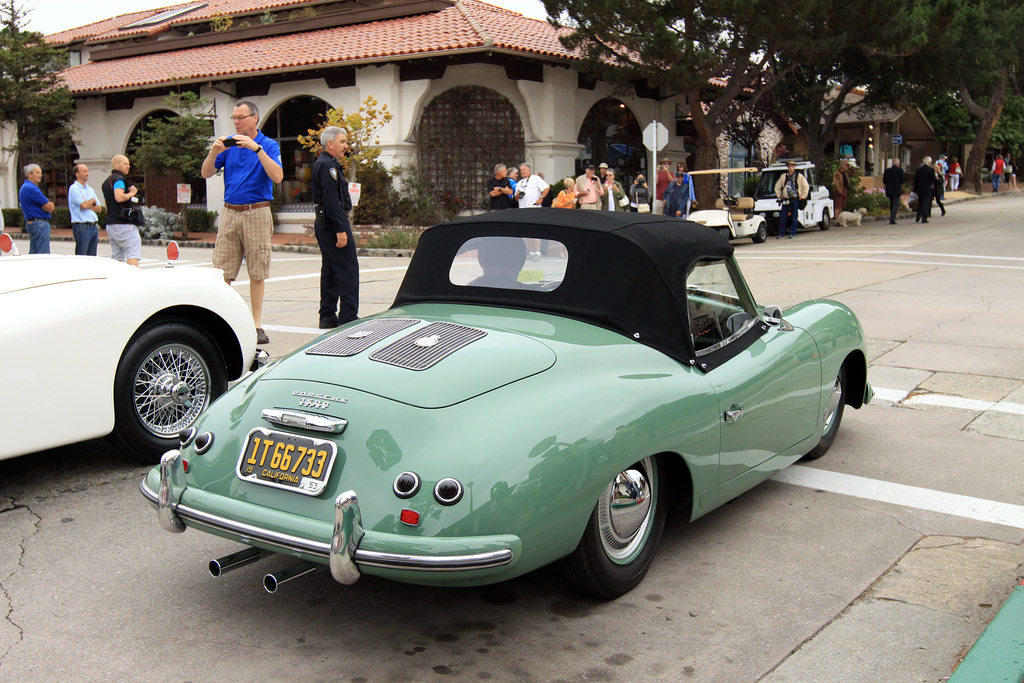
194, 432, 214, 454
433, 478, 463, 505
179, 426, 197, 449
393, 472, 421, 499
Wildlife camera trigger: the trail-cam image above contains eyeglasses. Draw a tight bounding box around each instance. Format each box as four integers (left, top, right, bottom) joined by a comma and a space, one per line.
230, 114, 254, 122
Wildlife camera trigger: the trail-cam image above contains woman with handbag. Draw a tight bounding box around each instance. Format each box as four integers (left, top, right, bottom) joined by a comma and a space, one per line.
604, 169, 627, 211
629, 174, 652, 212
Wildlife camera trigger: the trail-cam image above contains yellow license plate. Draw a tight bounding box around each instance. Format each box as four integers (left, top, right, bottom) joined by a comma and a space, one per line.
236, 428, 337, 496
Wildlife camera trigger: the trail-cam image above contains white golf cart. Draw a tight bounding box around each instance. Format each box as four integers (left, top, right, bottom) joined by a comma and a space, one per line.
688, 196, 768, 243
751, 160, 834, 235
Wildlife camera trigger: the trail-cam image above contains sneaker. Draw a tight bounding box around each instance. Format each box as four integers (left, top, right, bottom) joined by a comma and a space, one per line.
256, 328, 270, 345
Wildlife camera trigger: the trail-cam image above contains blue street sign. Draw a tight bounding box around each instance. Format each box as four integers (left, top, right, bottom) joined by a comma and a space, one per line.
892, 134, 903, 146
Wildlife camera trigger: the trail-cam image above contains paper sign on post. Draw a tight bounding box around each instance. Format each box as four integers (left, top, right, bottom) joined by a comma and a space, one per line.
176, 184, 192, 204
348, 182, 361, 207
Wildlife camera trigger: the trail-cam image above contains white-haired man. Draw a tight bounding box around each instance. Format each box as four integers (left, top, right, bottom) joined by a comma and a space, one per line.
311, 126, 358, 329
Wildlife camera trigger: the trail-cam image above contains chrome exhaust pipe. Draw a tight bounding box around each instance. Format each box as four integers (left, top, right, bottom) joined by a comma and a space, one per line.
209, 547, 270, 577
263, 561, 317, 594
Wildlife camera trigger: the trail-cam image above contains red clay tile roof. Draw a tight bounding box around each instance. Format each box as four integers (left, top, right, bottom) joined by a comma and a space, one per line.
58, 0, 576, 94
45, 4, 194, 44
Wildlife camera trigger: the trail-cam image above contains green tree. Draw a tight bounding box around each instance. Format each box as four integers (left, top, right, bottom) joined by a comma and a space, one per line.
0, 0, 77, 171
132, 90, 215, 237
903, 0, 1024, 191
771, 0, 938, 168
542, 0, 837, 206
133, 91, 214, 181
297, 95, 393, 184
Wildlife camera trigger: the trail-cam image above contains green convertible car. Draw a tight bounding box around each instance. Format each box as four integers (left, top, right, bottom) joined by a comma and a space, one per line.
141, 209, 872, 598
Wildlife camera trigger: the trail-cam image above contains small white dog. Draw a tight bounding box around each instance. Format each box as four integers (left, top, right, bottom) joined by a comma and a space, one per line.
837, 207, 867, 227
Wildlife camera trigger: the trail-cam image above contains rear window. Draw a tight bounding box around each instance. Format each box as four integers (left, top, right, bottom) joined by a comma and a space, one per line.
449, 236, 569, 292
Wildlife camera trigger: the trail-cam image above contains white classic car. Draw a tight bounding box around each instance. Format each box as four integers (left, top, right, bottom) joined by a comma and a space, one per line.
688, 196, 768, 243
0, 238, 260, 463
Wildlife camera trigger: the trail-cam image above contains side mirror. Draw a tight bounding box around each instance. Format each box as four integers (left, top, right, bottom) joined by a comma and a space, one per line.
763, 305, 793, 331
165, 240, 179, 268
0, 232, 19, 256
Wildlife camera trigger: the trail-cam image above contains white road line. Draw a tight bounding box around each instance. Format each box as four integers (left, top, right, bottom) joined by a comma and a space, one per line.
233, 265, 408, 286
738, 255, 1024, 270
773, 465, 1024, 530
261, 324, 323, 335
895, 250, 1024, 262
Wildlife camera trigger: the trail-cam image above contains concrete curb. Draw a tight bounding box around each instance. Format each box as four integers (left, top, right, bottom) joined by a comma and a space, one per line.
948, 579, 1024, 682
4, 232, 413, 258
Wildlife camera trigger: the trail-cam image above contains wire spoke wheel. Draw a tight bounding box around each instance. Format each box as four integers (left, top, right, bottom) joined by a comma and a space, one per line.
133, 343, 211, 436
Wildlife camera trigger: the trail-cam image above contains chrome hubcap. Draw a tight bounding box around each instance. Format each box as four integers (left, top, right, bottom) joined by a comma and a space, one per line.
597, 457, 655, 562
133, 344, 211, 436
822, 375, 843, 434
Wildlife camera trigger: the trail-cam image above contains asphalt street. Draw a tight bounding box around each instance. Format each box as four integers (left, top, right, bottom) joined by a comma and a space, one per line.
2, 195, 1023, 682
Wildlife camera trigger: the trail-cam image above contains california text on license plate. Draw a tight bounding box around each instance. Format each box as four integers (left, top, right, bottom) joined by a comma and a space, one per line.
236, 428, 337, 496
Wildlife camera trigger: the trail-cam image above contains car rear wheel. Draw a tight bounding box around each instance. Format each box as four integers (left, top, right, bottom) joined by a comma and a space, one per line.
819, 210, 831, 231
752, 221, 767, 244
110, 322, 227, 463
803, 365, 847, 460
559, 456, 666, 598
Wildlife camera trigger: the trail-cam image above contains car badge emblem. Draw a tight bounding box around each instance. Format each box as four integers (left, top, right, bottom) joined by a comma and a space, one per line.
348, 330, 372, 339
414, 335, 441, 348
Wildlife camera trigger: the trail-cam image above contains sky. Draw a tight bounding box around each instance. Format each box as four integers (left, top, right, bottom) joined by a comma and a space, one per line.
23, 0, 549, 35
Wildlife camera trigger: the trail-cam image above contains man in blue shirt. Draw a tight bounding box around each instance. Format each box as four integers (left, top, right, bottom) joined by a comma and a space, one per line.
19, 163, 55, 254
68, 164, 102, 255
202, 98, 283, 345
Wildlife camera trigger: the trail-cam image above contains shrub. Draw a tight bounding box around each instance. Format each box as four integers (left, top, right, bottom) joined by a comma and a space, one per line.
353, 159, 400, 225
846, 188, 890, 215
2, 208, 23, 228
139, 205, 181, 240
49, 207, 71, 229
182, 207, 218, 233
363, 227, 423, 249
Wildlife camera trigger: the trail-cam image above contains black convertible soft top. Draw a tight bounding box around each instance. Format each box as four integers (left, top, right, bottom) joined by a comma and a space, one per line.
392, 208, 734, 364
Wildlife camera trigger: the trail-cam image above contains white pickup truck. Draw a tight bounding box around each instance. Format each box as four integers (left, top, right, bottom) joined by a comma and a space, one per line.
752, 161, 834, 235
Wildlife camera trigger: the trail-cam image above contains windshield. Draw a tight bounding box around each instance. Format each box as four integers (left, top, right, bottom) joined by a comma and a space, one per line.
754, 171, 784, 199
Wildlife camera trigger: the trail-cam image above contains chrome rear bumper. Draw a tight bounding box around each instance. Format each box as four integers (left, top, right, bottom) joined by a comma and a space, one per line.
141, 451, 515, 584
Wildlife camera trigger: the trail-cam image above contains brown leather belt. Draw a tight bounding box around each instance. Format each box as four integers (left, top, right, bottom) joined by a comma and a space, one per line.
225, 202, 270, 211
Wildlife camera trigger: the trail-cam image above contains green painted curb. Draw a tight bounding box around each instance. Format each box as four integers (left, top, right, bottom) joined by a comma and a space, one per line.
949, 581, 1024, 683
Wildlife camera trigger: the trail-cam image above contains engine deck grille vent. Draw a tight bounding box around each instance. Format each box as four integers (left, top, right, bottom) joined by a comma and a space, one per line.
306, 318, 421, 357
369, 322, 486, 371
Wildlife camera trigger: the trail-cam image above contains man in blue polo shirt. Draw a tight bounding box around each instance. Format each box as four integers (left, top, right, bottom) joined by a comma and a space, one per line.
68, 163, 102, 255
202, 98, 283, 345
19, 163, 55, 254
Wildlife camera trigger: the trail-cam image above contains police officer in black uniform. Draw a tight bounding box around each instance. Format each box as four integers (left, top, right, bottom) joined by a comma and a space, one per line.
311, 126, 358, 328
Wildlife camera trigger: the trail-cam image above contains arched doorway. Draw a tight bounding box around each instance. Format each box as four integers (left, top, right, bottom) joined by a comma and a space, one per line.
577, 99, 644, 183
126, 109, 202, 212
417, 86, 524, 212
262, 96, 331, 205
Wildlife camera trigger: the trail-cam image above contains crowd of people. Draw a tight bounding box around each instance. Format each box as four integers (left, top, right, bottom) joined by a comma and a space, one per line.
486, 158, 698, 217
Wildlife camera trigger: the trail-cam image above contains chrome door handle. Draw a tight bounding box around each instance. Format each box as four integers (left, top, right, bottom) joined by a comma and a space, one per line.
724, 406, 745, 423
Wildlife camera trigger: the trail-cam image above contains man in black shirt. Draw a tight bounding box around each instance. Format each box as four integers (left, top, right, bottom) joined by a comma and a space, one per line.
486, 163, 514, 210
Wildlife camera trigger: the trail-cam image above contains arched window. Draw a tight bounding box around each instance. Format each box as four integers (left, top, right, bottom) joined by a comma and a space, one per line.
417, 86, 524, 213
124, 109, 199, 212
577, 99, 644, 183
262, 96, 330, 205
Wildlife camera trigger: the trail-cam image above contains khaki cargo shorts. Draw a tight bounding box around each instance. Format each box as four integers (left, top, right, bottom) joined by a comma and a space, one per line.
212, 206, 273, 281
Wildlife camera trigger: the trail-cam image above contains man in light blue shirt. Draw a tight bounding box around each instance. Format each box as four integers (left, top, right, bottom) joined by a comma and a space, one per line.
68, 164, 102, 255
19, 163, 55, 254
